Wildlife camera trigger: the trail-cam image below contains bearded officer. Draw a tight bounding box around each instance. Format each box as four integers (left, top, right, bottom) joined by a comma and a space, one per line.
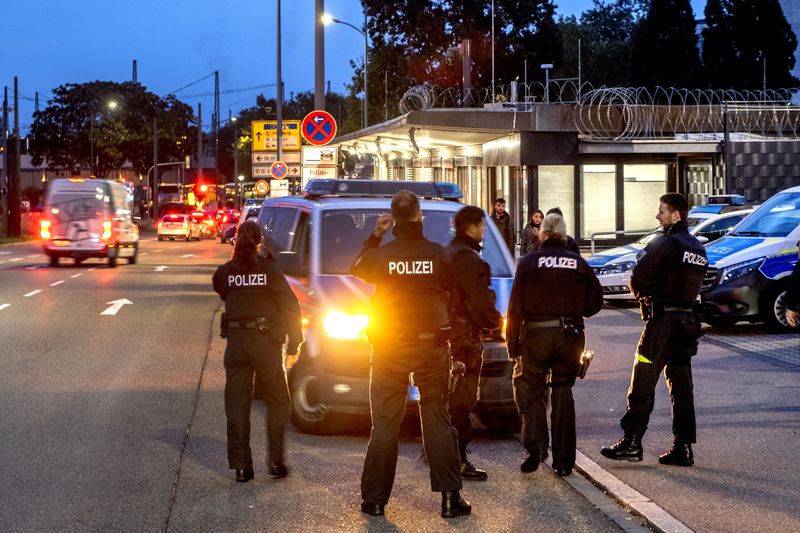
212, 220, 303, 482
507, 212, 603, 476
446, 205, 503, 481
351, 190, 469, 518
601, 193, 707, 467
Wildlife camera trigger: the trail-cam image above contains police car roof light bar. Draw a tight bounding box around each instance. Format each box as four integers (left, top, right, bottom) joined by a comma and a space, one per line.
304, 179, 463, 201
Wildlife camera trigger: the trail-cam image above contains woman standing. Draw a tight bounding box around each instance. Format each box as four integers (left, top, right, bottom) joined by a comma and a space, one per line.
212, 221, 303, 482
520, 209, 544, 256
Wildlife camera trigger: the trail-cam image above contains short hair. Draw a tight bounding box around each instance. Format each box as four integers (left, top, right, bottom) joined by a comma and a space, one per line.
391, 190, 421, 222
546, 206, 563, 217
454, 205, 484, 234
494, 198, 506, 205
660, 193, 689, 222
541, 213, 567, 241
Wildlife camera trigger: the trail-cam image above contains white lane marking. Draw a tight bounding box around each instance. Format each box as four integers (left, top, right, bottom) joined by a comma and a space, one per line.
27, 254, 40, 258
181, 254, 195, 258
9, 258, 22, 262
140, 252, 149, 256
0, 304, 10, 311
70, 273, 83, 278
24, 290, 42, 297
154, 265, 168, 272
50, 280, 65, 287
25, 265, 41, 270
100, 298, 133, 316
154, 249, 163, 253
0, 251, 11, 255
88, 268, 96, 272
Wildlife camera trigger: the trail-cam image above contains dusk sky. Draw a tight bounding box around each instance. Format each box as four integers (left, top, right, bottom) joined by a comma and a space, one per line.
3, 0, 705, 134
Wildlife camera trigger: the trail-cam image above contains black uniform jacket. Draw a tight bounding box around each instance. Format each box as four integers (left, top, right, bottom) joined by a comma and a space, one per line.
350, 221, 453, 334
507, 239, 603, 358
629, 220, 707, 307
785, 260, 800, 313
446, 234, 503, 332
213, 253, 303, 351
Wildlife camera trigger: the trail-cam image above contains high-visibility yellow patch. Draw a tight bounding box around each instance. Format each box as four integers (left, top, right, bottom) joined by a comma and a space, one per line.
636, 353, 652, 364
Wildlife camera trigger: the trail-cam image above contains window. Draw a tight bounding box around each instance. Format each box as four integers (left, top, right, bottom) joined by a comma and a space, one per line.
697, 215, 746, 243
624, 164, 666, 232
258, 206, 299, 251
732, 192, 800, 237
538, 166, 575, 234
580, 165, 616, 239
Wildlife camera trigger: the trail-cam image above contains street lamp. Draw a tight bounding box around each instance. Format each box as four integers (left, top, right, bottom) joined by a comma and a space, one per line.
90, 99, 119, 177
323, 11, 368, 129
237, 174, 245, 208
541, 64, 553, 103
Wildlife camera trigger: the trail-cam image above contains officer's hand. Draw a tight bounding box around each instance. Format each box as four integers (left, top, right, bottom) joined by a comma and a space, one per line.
787, 309, 798, 327
285, 343, 300, 356
373, 213, 393, 237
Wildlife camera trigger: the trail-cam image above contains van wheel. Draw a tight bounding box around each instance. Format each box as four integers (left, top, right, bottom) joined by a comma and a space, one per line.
762, 282, 791, 332
108, 248, 118, 268
477, 411, 521, 434
289, 357, 348, 435
49, 255, 58, 267
220, 236, 227, 244
128, 243, 138, 265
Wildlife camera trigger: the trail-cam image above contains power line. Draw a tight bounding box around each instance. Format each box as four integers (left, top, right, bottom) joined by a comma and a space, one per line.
178, 83, 276, 100
166, 72, 216, 96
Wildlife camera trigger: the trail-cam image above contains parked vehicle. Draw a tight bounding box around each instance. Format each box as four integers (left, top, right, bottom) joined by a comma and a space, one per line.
41, 177, 139, 267
191, 211, 216, 238
218, 210, 240, 243
157, 214, 200, 241
258, 179, 517, 435
228, 206, 260, 246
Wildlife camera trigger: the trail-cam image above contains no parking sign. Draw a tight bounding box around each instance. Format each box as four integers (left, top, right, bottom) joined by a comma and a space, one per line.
301, 110, 337, 146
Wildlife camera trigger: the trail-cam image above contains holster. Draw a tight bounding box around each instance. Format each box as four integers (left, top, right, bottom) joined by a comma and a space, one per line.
220, 312, 228, 339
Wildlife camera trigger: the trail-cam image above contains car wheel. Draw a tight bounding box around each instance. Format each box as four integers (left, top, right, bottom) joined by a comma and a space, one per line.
108, 254, 118, 268
157, 236, 163, 241
477, 411, 521, 434
762, 282, 792, 332
75, 257, 84, 266
128, 243, 138, 265
220, 236, 226, 244
185, 233, 191, 242
49, 254, 58, 267
289, 356, 348, 435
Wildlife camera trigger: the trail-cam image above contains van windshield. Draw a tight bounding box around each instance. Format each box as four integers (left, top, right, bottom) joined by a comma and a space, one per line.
729, 191, 800, 238
320, 208, 512, 277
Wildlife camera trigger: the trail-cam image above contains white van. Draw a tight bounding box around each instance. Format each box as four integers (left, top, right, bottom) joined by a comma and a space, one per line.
41, 178, 139, 267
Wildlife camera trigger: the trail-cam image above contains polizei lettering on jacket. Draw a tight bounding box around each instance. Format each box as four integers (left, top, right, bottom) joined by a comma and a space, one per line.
228, 273, 268, 287
538, 256, 578, 269
388, 259, 434, 275
682, 251, 708, 267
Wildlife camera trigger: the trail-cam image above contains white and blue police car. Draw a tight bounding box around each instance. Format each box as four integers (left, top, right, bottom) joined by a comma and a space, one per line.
257, 179, 517, 434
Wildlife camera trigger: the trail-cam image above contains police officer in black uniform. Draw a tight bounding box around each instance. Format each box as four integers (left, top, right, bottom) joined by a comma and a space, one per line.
212, 221, 303, 482
507, 213, 603, 476
784, 243, 800, 327
447, 206, 503, 481
351, 190, 470, 518
601, 193, 707, 467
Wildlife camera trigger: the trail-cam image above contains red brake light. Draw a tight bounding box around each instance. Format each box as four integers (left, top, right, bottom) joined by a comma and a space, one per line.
101, 220, 112, 241
222, 215, 228, 223
40, 219, 51, 239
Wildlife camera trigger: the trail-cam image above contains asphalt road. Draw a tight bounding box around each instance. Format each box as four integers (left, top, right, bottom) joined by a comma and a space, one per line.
1, 236, 798, 532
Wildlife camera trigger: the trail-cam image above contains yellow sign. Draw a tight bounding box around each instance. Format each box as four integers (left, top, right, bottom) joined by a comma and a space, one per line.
251, 120, 301, 152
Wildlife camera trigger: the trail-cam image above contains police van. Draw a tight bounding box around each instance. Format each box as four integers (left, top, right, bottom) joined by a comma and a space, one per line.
41, 178, 139, 267
258, 179, 517, 434
699, 186, 800, 330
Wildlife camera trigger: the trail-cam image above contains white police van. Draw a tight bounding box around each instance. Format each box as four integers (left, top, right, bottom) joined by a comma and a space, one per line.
257, 179, 517, 434
699, 186, 800, 330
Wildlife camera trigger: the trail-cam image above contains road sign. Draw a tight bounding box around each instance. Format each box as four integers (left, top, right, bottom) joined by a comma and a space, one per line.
255, 180, 270, 195
252, 152, 301, 165
285, 164, 301, 177
301, 110, 337, 146
270, 179, 290, 198
270, 161, 289, 179
302, 146, 338, 166
302, 166, 338, 181
253, 166, 272, 177
251, 120, 301, 152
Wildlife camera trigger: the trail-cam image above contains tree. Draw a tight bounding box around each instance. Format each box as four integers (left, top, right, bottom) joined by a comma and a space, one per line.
630, 0, 703, 88
702, 0, 798, 89
29, 81, 194, 179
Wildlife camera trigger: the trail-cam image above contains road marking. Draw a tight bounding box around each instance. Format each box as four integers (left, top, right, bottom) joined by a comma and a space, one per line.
101, 298, 133, 316
70, 273, 83, 278
27, 254, 39, 258
154, 249, 163, 253
25, 265, 41, 270
24, 290, 42, 297
88, 267, 96, 272
0, 251, 11, 255
140, 252, 148, 256
50, 280, 64, 287
181, 254, 195, 258
9, 258, 22, 262
154, 265, 168, 272
0, 304, 10, 311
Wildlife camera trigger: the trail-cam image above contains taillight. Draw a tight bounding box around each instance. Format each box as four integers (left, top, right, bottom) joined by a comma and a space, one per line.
40, 219, 51, 239
222, 215, 228, 223
158, 221, 163, 229
102, 220, 112, 241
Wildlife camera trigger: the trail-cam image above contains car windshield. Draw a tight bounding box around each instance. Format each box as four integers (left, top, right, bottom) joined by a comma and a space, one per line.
729, 191, 800, 237
321, 208, 512, 277
630, 227, 663, 249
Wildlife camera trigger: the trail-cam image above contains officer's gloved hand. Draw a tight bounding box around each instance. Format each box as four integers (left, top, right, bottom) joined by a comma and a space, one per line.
284, 342, 302, 370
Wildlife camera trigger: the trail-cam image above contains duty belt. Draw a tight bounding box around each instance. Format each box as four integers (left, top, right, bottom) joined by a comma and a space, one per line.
525, 319, 563, 329
228, 318, 263, 329
663, 306, 693, 313
390, 327, 451, 343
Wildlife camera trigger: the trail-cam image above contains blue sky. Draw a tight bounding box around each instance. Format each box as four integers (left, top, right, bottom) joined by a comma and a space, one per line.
2, 0, 704, 133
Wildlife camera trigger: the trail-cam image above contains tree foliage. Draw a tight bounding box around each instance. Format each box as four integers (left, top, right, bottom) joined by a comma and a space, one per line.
29, 81, 194, 179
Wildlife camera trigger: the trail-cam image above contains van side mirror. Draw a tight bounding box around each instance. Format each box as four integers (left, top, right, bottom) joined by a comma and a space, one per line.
697, 235, 709, 244
277, 251, 309, 278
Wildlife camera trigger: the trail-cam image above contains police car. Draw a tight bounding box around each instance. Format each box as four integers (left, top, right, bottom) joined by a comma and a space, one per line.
699, 187, 800, 330
587, 204, 753, 300
258, 179, 517, 435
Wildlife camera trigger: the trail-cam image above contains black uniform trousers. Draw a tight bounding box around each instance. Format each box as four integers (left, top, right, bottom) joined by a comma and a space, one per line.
361, 341, 462, 505
621, 312, 696, 443
448, 334, 484, 460
224, 330, 290, 469
513, 327, 583, 471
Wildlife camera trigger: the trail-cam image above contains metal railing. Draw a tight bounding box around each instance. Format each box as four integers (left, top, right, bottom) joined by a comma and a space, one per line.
589, 229, 654, 255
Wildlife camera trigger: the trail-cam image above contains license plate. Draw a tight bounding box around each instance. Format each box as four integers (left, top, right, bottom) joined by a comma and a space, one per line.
53, 240, 70, 247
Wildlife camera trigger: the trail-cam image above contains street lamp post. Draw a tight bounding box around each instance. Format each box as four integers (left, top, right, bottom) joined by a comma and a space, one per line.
90, 100, 118, 177
323, 12, 368, 129
237, 174, 245, 208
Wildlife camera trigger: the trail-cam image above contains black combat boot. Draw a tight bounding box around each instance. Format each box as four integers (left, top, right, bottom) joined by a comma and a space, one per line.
235, 468, 254, 482
520, 451, 541, 473
601, 434, 643, 462
441, 491, 472, 518
658, 442, 694, 466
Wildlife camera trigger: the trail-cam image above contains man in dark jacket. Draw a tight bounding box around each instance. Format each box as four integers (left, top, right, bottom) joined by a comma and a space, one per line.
507, 213, 603, 476
491, 198, 516, 256
447, 206, 503, 481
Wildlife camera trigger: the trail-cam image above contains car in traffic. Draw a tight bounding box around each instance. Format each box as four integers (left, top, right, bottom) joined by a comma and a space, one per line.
227, 205, 260, 246
258, 179, 517, 435
41, 177, 139, 267
191, 211, 216, 239
587, 206, 754, 300
699, 187, 800, 330
157, 213, 201, 241
218, 210, 240, 243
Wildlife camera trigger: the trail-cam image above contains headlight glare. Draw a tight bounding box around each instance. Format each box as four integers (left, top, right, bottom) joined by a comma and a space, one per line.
720, 258, 763, 285
323, 311, 369, 340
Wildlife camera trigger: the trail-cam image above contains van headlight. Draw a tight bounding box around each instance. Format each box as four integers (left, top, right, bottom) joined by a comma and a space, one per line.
323, 311, 369, 340
720, 258, 763, 285
599, 261, 635, 275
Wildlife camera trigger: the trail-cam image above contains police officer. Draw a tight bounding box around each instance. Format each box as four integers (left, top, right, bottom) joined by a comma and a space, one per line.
447, 206, 503, 481
507, 213, 603, 476
351, 190, 470, 518
212, 220, 303, 482
601, 193, 707, 467
784, 243, 800, 327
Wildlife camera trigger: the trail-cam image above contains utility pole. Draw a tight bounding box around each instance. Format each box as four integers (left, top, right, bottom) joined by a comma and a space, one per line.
231, 110, 239, 185
153, 117, 158, 223
133, 59, 138, 83
276, 0, 283, 162
1, 87, 7, 234
8, 77, 21, 237
214, 70, 220, 183
197, 102, 203, 181
315, 0, 325, 110
35, 92, 40, 114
